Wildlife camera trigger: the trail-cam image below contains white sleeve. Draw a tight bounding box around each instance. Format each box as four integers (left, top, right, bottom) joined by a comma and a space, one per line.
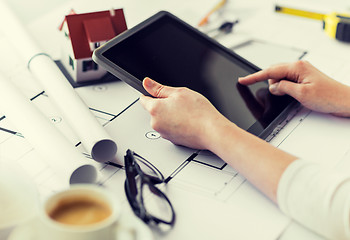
277, 159, 350, 240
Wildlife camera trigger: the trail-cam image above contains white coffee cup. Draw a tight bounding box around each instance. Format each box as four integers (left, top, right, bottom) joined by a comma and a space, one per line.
38, 184, 134, 240
0, 161, 38, 240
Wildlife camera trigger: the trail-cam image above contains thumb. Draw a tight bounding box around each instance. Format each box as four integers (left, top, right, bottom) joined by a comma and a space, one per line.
269, 80, 300, 98
143, 77, 173, 98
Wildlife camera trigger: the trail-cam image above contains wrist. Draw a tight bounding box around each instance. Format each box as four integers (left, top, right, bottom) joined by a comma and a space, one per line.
332, 84, 350, 117
202, 115, 239, 153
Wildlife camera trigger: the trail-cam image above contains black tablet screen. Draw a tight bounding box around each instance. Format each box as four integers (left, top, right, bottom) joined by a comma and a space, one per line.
102, 14, 294, 134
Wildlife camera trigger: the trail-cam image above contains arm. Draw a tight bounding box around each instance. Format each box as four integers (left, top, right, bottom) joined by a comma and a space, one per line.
139, 77, 297, 202
140, 60, 350, 238
278, 159, 350, 239
239, 60, 350, 117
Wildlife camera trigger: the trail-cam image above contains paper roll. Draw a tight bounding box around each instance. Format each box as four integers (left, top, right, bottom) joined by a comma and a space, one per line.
0, 1, 118, 163
0, 74, 99, 186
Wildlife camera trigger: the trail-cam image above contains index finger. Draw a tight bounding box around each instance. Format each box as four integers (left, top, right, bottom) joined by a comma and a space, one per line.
238, 63, 296, 85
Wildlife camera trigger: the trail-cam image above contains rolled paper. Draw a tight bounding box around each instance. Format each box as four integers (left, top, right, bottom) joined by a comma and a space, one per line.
0, 74, 99, 186
0, 1, 118, 163
28, 54, 118, 163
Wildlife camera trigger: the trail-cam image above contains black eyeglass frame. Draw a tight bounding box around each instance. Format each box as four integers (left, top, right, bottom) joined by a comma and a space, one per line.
124, 149, 176, 226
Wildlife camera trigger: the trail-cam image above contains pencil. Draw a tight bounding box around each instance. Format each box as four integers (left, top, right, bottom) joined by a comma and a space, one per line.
198, 0, 228, 26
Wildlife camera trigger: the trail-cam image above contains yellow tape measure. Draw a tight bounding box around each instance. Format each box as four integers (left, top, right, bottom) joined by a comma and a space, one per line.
275, 5, 350, 42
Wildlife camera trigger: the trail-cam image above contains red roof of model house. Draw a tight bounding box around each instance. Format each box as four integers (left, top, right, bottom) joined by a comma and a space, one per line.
59, 9, 127, 59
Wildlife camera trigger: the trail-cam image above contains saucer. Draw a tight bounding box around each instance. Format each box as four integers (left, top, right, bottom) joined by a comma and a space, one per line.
8, 213, 153, 240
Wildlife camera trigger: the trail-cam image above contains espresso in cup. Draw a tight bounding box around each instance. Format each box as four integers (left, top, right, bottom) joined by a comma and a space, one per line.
48, 195, 112, 226
39, 185, 129, 240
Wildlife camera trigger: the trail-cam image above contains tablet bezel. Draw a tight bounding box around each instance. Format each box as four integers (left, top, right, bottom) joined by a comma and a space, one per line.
93, 11, 298, 139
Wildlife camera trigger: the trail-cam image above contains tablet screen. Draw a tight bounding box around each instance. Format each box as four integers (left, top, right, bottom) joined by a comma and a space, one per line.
101, 13, 294, 135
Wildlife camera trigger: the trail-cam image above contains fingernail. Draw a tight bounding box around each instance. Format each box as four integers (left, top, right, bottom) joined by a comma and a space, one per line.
269, 83, 278, 93
144, 77, 155, 88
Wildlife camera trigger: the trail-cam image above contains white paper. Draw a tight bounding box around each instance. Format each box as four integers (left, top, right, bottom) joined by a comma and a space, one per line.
29, 55, 118, 162
0, 0, 117, 163
102, 100, 291, 240
231, 40, 306, 69
0, 74, 99, 186
3, 0, 350, 239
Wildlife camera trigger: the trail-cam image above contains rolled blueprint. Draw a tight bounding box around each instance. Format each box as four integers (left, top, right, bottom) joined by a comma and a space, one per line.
0, 74, 99, 186
0, 1, 117, 163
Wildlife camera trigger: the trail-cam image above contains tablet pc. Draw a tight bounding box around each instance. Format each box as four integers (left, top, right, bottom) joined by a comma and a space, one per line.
93, 11, 298, 139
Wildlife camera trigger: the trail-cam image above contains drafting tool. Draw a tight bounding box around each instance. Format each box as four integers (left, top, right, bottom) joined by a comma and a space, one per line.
198, 0, 228, 26
207, 20, 239, 34
275, 5, 350, 42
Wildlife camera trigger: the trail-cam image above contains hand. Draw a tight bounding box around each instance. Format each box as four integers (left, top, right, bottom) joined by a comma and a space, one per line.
139, 77, 231, 150
140, 78, 297, 203
238, 60, 350, 117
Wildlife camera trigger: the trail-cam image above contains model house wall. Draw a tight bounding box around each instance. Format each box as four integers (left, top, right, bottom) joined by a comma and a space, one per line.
59, 9, 127, 83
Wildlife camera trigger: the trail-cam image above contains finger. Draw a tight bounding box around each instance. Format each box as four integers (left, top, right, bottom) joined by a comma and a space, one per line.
238, 63, 296, 85
269, 80, 301, 98
139, 95, 163, 120
139, 94, 150, 107
143, 77, 174, 98
268, 79, 280, 85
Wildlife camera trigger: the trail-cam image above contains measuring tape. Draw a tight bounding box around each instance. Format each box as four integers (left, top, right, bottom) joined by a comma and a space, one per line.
275, 5, 350, 43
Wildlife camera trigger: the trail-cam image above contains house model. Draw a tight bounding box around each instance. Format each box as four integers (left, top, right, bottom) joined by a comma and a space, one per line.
59, 9, 127, 83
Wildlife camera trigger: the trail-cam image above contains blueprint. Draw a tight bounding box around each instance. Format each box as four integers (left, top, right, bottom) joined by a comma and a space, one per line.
0, 33, 292, 239
1, 0, 350, 239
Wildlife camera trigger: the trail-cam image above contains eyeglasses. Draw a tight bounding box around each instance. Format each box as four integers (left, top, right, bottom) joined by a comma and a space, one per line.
124, 149, 176, 227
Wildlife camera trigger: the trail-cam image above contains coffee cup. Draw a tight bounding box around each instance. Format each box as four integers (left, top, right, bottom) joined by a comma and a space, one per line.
38, 184, 135, 240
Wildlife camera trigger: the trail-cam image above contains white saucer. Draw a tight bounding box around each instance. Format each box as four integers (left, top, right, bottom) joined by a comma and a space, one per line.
8, 213, 153, 240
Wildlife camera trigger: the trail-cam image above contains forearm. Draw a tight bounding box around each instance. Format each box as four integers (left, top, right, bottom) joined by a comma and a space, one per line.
204, 118, 350, 238
204, 117, 297, 202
